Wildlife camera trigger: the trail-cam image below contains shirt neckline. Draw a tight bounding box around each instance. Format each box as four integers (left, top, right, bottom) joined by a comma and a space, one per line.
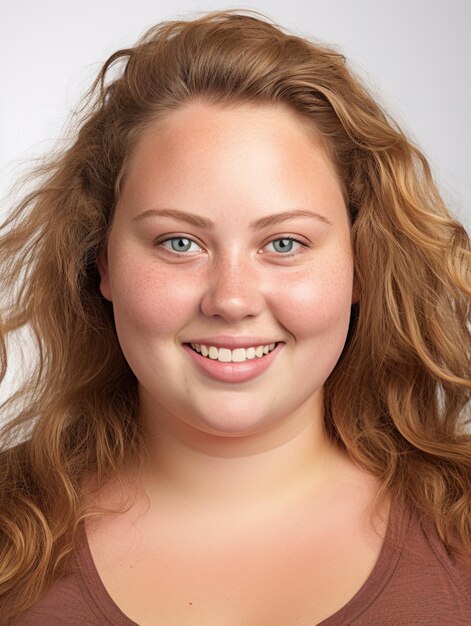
318, 494, 411, 624
74, 494, 411, 625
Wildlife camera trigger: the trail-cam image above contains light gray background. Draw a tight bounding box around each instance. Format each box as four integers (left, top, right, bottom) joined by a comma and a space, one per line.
0, 0, 470, 407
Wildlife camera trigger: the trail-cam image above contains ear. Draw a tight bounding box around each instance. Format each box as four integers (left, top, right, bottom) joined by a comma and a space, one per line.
96, 245, 113, 302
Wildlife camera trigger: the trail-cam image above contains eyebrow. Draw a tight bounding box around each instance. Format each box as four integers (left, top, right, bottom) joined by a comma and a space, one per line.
133, 208, 332, 229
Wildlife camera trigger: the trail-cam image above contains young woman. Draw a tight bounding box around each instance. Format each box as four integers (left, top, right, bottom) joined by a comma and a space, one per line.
1, 9, 470, 625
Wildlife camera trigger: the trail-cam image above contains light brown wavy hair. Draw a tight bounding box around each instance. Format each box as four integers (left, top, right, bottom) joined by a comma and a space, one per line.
1, 8, 470, 622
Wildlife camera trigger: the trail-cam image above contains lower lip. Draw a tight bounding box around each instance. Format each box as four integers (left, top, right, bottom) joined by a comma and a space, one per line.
182, 343, 284, 383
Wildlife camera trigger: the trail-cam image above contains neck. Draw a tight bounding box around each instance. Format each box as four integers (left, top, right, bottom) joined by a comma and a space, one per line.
133, 391, 355, 516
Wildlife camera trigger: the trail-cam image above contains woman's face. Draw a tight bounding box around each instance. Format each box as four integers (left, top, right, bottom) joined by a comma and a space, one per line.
98, 101, 356, 438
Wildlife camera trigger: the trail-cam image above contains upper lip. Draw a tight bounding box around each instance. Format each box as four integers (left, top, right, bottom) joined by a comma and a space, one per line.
184, 336, 283, 350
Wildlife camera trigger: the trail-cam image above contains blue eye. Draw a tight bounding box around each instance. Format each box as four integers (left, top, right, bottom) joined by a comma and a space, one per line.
266, 237, 303, 255
156, 235, 306, 257
160, 237, 199, 254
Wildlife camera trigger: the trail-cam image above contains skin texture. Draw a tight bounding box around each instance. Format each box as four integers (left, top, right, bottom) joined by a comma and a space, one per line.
97, 100, 361, 513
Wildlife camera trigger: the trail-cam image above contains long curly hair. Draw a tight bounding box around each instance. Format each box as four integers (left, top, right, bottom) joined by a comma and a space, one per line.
1, 8, 470, 622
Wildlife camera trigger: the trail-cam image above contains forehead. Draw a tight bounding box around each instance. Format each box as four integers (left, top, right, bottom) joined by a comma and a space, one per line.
140, 100, 329, 151
124, 100, 339, 177
115, 101, 347, 225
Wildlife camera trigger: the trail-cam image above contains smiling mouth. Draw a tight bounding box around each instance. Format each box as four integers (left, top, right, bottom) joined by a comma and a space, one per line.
185, 342, 279, 363
182, 341, 284, 383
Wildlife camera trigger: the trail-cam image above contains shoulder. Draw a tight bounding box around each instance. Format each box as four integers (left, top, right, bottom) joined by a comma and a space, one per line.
415, 512, 471, 592
329, 499, 471, 625
373, 501, 471, 622
3, 552, 103, 625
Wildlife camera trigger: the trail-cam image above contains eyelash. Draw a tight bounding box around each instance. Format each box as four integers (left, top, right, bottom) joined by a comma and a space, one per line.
154, 235, 308, 258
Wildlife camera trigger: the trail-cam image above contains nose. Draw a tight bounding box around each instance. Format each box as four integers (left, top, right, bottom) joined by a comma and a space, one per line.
199, 250, 266, 322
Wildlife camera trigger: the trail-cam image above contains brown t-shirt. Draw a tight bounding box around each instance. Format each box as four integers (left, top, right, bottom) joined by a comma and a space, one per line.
10, 497, 471, 625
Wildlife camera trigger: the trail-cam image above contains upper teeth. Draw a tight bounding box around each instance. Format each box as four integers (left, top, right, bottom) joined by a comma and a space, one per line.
190, 343, 277, 362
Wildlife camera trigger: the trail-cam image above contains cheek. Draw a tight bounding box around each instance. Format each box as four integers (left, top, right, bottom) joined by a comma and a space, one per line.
109, 261, 197, 338
272, 259, 354, 341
